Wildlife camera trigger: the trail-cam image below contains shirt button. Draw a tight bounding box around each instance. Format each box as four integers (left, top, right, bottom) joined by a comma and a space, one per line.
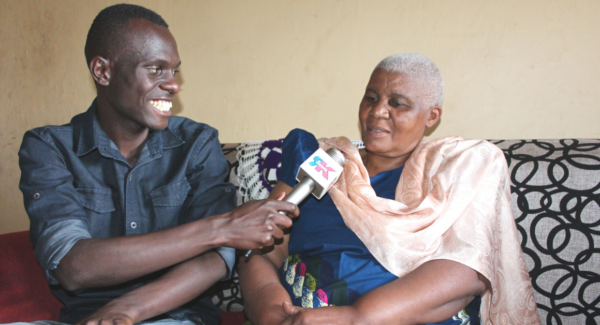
225, 188, 232, 193
33, 193, 41, 200
128, 174, 133, 181
130, 221, 137, 229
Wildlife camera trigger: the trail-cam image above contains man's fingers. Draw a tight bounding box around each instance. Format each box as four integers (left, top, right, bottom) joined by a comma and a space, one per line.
270, 200, 299, 217
272, 213, 294, 229
271, 226, 285, 239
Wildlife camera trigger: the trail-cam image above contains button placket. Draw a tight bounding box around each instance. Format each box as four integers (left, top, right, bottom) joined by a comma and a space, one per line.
125, 170, 139, 234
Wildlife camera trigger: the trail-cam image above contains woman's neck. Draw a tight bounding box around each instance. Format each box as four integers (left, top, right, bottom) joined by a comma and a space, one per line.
361, 149, 412, 177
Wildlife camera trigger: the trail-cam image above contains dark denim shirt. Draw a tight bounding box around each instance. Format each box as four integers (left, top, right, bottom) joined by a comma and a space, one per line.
18, 101, 236, 324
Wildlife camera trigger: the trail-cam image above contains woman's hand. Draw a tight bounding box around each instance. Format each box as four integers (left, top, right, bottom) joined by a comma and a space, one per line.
76, 302, 138, 325
278, 302, 365, 325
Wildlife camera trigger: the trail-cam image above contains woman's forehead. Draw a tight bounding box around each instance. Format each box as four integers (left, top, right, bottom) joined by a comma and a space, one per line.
368, 70, 422, 95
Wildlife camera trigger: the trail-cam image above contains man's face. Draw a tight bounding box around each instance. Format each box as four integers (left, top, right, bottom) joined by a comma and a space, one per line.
359, 69, 438, 158
104, 19, 181, 131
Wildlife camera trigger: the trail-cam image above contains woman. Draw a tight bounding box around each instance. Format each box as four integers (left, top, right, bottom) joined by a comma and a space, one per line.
239, 54, 540, 325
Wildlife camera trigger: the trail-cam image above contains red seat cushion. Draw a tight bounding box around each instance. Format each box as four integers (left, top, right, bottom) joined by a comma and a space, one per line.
0, 231, 248, 324
0, 230, 64, 322
219, 311, 247, 325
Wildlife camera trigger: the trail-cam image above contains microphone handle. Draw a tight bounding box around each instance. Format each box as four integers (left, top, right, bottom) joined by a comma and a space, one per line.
283, 177, 316, 205
244, 177, 315, 258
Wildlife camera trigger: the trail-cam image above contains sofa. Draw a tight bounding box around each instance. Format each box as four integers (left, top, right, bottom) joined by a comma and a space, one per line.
1, 138, 598, 325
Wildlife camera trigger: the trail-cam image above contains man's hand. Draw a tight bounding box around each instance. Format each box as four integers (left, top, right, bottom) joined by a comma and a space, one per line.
216, 196, 299, 250
76, 302, 138, 325
278, 302, 364, 325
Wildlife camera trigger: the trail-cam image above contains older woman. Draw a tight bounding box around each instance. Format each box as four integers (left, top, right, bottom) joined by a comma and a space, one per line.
239, 54, 540, 325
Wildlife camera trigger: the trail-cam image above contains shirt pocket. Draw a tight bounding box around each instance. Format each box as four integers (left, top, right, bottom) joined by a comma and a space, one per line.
76, 187, 118, 233
150, 179, 191, 229
76, 187, 116, 213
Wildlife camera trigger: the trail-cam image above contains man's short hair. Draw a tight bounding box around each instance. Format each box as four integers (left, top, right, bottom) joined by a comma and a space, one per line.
375, 53, 444, 108
84, 4, 168, 65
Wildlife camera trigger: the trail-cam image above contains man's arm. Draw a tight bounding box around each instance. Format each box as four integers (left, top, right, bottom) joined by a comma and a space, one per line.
19, 129, 298, 292
77, 250, 226, 325
239, 182, 297, 325
54, 197, 297, 291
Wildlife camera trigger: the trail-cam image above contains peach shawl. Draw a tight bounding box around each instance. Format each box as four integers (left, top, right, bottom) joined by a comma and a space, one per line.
319, 136, 540, 325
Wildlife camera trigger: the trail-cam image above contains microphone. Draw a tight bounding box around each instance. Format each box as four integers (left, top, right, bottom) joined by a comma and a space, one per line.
285, 147, 346, 204
244, 147, 346, 257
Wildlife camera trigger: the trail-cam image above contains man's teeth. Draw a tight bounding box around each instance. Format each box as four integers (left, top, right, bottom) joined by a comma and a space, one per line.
150, 100, 172, 112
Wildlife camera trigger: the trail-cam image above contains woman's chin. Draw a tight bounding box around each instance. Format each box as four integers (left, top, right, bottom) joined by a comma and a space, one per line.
363, 141, 392, 155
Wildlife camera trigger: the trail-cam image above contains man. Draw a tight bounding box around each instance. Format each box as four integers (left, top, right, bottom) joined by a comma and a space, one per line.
18, 4, 297, 325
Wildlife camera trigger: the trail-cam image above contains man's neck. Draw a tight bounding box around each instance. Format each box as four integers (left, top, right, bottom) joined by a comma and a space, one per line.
95, 100, 150, 166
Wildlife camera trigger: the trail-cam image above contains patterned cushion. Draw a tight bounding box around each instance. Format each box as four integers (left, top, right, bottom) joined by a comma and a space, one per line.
491, 140, 600, 325
216, 139, 600, 325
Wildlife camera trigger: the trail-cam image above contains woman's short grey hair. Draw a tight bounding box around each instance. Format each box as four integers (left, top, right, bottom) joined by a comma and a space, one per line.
375, 53, 444, 108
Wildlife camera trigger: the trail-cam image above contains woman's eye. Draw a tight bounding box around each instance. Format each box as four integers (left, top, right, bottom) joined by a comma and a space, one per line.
172, 69, 179, 75
366, 96, 377, 102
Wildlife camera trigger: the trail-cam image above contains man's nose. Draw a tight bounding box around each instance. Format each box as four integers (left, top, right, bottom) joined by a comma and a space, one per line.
161, 76, 180, 95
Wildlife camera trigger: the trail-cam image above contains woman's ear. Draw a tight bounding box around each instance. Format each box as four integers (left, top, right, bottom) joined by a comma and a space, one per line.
89, 56, 111, 86
426, 106, 442, 128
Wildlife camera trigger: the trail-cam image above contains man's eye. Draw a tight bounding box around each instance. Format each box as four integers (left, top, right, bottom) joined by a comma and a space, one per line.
148, 67, 160, 74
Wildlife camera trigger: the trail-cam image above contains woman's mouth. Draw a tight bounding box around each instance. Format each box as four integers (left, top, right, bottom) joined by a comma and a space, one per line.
149, 100, 172, 112
367, 126, 390, 137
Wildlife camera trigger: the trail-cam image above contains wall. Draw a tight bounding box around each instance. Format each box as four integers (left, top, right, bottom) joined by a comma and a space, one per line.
1, 0, 599, 234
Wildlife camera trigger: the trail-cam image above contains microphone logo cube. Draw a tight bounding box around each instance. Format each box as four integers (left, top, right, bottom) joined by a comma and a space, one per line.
309, 156, 335, 180
296, 148, 344, 199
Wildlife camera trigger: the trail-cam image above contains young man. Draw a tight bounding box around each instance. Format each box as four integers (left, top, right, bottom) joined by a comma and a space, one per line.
18, 4, 297, 325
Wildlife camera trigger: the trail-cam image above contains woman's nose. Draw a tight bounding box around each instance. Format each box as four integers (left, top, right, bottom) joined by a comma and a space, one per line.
370, 101, 390, 119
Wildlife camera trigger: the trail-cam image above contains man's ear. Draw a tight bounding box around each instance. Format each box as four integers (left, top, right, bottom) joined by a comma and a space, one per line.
426, 106, 442, 128
89, 56, 111, 86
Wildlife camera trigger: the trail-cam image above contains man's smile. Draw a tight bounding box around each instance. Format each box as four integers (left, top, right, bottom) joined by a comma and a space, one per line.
149, 99, 172, 112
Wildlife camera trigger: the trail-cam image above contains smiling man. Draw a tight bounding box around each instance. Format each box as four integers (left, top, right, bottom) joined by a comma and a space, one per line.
17, 4, 298, 325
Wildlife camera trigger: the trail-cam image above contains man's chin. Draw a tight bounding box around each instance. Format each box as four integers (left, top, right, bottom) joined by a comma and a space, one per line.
147, 121, 169, 131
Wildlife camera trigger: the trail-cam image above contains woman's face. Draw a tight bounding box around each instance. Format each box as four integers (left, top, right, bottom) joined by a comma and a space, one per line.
359, 69, 441, 159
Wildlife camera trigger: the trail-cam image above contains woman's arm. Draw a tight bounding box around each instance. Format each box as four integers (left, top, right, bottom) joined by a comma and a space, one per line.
239, 182, 296, 325
280, 259, 489, 325
353, 259, 488, 324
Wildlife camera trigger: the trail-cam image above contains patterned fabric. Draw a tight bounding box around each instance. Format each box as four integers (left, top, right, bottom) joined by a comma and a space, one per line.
236, 140, 284, 203
215, 139, 600, 325
491, 140, 600, 325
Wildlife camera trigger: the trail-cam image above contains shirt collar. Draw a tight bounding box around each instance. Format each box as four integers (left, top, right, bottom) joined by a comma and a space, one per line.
72, 99, 185, 158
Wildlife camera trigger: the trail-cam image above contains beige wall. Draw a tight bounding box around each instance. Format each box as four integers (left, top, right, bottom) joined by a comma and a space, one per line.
1, 0, 599, 234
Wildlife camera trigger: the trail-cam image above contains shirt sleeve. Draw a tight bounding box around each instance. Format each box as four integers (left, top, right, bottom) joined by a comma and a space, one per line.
18, 129, 92, 285
183, 127, 237, 280
279, 128, 320, 187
